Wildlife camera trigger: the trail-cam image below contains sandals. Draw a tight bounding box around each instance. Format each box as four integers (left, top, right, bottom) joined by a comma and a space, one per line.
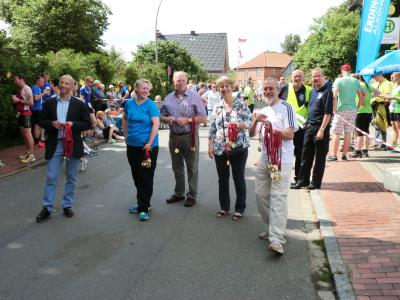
232, 212, 243, 221
216, 210, 229, 218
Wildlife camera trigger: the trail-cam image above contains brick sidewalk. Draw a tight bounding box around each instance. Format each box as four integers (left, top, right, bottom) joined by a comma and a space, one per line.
320, 156, 400, 299
0, 145, 45, 177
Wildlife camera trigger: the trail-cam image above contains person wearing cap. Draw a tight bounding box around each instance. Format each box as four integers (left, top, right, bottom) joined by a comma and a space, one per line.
327, 64, 365, 162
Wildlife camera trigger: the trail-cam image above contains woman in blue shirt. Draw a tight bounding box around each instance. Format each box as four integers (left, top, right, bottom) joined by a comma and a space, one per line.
122, 79, 160, 221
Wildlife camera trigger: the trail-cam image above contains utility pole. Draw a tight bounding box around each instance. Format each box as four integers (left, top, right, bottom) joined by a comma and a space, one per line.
155, 0, 164, 66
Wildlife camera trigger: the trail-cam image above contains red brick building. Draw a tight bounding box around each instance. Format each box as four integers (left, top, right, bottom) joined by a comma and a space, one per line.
235, 52, 292, 88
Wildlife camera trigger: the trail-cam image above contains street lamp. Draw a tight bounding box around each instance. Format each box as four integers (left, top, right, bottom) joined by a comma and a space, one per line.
155, 0, 164, 65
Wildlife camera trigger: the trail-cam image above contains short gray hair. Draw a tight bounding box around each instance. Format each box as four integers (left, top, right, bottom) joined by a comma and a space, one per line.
134, 79, 152, 92
311, 67, 324, 76
263, 77, 280, 90
173, 71, 189, 82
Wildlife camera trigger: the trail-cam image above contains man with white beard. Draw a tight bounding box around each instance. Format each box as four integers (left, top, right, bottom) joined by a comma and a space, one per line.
249, 77, 298, 255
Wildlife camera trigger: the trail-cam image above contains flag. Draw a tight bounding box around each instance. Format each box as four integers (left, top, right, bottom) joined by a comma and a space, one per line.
356, 0, 391, 73
238, 38, 247, 43
238, 49, 243, 59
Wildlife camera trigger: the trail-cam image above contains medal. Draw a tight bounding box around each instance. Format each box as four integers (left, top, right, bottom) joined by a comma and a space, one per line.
141, 149, 152, 168
191, 146, 196, 152
258, 146, 262, 152
174, 148, 179, 154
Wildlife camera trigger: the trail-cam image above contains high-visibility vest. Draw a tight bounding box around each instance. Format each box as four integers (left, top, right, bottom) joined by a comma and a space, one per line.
286, 83, 311, 126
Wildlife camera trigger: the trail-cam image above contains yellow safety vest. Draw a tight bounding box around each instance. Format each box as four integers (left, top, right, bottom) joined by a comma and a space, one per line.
286, 83, 311, 125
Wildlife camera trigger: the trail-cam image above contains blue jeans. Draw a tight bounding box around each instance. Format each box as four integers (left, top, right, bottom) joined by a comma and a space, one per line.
42, 141, 80, 209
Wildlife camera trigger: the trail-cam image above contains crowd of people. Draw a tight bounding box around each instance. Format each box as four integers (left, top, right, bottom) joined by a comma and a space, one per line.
11, 63, 400, 256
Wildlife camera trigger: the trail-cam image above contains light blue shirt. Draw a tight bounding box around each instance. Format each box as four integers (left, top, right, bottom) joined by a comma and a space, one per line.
57, 96, 71, 138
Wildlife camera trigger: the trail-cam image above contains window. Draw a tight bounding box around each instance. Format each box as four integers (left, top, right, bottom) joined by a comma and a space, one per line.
239, 80, 242, 87
245, 69, 249, 76
271, 68, 276, 76
256, 68, 261, 77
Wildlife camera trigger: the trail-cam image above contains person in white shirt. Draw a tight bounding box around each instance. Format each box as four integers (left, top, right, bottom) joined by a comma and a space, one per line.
249, 77, 298, 255
202, 82, 221, 123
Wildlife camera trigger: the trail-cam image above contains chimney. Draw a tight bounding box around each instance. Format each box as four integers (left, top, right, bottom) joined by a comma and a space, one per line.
190, 30, 196, 35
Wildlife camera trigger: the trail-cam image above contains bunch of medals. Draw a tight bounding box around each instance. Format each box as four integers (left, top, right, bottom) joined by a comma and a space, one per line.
141, 149, 152, 168
225, 122, 238, 166
259, 124, 282, 181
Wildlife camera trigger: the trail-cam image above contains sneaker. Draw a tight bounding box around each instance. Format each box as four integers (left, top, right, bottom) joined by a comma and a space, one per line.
36, 207, 51, 223
350, 151, 362, 158
21, 154, 35, 163
362, 150, 369, 157
107, 139, 117, 144
138, 212, 149, 221
259, 231, 269, 240
63, 207, 74, 218
129, 205, 152, 213
326, 155, 338, 162
268, 241, 284, 255
341, 154, 348, 161
18, 152, 30, 159
36, 141, 45, 148
79, 158, 88, 172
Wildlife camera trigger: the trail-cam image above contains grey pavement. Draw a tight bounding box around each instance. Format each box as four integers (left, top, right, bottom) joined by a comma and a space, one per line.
0, 126, 318, 300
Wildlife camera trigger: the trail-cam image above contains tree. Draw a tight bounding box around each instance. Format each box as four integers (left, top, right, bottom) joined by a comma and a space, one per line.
281, 34, 301, 55
133, 40, 208, 82
294, 3, 360, 79
125, 63, 171, 100
0, 0, 111, 54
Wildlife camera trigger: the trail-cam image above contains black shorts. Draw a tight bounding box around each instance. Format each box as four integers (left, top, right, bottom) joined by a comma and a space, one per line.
390, 113, 400, 122
18, 115, 32, 128
355, 113, 371, 136
31, 110, 41, 127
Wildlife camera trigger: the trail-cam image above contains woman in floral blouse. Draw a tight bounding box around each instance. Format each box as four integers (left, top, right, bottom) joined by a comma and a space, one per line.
208, 76, 252, 220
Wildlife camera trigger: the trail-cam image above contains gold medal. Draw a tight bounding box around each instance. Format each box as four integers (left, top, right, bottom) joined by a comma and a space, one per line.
191, 146, 196, 152
230, 142, 236, 149
174, 148, 179, 154
141, 158, 152, 168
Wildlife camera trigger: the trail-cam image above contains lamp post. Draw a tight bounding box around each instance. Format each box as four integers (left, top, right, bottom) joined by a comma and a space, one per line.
155, 0, 164, 66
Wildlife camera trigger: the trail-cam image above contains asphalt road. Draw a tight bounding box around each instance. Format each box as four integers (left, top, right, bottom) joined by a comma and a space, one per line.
0, 126, 317, 300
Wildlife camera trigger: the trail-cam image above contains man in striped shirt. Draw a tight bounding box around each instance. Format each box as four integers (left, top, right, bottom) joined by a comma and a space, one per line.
250, 77, 298, 255
160, 71, 207, 207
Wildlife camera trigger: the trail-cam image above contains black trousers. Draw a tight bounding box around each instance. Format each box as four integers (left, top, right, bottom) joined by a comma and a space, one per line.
126, 145, 158, 213
298, 125, 330, 188
214, 148, 248, 214
293, 127, 305, 182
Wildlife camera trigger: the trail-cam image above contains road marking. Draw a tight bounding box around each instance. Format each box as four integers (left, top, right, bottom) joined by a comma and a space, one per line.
6, 242, 23, 249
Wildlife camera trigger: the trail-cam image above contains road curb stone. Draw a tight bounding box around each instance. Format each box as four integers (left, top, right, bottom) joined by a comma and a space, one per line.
310, 190, 356, 300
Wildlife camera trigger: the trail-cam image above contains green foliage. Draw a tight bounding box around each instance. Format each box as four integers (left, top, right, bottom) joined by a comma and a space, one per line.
0, 30, 34, 140
294, 3, 360, 79
133, 40, 208, 82
1, 0, 111, 54
125, 63, 171, 100
281, 34, 302, 55
45, 49, 119, 84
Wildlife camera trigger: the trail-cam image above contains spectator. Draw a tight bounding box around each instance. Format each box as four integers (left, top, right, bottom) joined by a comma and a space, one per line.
243, 80, 256, 113
202, 82, 221, 121
41, 72, 54, 102
118, 81, 130, 100
96, 110, 124, 143
12, 74, 35, 163
106, 84, 117, 100
80, 76, 93, 105
327, 64, 365, 161
32, 75, 49, 148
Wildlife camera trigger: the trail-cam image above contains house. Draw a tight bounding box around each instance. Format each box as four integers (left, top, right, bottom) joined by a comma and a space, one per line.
159, 31, 229, 77
235, 52, 292, 88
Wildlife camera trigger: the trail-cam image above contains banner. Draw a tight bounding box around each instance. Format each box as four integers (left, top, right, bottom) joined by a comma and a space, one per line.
356, 0, 391, 72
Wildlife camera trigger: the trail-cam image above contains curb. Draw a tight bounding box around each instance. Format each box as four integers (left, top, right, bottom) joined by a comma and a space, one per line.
309, 190, 356, 300
0, 139, 106, 181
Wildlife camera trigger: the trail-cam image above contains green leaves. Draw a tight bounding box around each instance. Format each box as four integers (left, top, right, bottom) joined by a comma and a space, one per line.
294, 3, 360, 80
1, 0, 111, 54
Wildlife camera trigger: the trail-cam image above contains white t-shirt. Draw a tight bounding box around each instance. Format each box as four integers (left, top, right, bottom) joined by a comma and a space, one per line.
257, 100, 298, 164
203, 90, 221, 111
